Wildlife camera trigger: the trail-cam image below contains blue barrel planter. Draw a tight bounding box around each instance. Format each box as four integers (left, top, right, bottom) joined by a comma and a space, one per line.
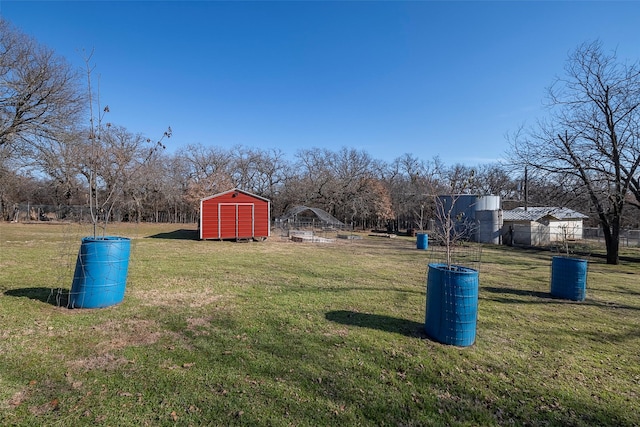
70, 236, 131, 308
425, 263, 479, 346
550, 256, 587, 301
416, 233, 429, 250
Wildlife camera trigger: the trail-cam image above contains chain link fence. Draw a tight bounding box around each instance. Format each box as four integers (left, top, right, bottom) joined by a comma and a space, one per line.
583, 227, 640, 247
4, 203, 198, 224
6, 203, 92, 223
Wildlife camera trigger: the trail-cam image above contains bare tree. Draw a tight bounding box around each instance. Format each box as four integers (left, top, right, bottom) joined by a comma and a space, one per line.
628, 172, 640, 213
473, 163, 518, 200
445, 163, 477, 194
349, 177, 395, 230
431, 170, 477, 268
180, 143, 233, 185
292, 147, 338, 211
159, 153, 197, 223
30, 130, 86, 206
179, 143, 234, 213
77, 124, 170, 230
227, 145, 289, 202
329, 147, 376, 224
383, 153, 445, 232
229, 145, 259, 191
0, 19, 83, 148
0, 144, 21, 220
509, 41, 640, 264
131, 151, 170, 222
284, 147, 392, 227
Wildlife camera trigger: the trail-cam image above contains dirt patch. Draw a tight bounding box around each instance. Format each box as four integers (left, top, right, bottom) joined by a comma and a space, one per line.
185, 316, 215, 336
65, 318, 180, 372
130, 278, 231, 309
324, 328, 350, 338
67, 353, 131, 372
92, 319, 168, 352
4, 388, 57, 416
3, 380, 61, 414
7, 389, 28, 408
0, 259, 19, 268
29, 399, 60, 416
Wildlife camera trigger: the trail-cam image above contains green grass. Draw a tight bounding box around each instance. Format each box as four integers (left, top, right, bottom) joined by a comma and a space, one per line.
1, 222, 639, 426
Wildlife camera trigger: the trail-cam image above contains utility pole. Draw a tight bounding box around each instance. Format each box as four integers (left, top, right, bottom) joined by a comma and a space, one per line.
524, 166, 528, 211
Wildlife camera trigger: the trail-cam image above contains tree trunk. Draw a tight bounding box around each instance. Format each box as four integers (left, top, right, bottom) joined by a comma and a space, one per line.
602, 218, 620, 265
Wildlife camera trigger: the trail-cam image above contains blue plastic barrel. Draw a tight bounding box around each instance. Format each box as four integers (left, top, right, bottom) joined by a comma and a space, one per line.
70, 236, 131, 308
550, 256, 587, 301
425, 263, 479, 346
417, 233, 428, 250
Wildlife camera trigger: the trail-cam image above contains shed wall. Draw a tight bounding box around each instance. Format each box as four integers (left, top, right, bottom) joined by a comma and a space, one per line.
503, 221, 550, 246
546, 220, 583, 242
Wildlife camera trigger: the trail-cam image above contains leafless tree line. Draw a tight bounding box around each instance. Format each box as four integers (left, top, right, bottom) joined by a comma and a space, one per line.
2, 19, 640, 252
9, 134, 632, 232
2, 134, 528, 230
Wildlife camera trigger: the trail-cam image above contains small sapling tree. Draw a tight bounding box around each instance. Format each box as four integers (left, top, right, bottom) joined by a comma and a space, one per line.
424, 169, 481, 347
413, 202, 427, 232
81, 51, 170, 236
430, 169, 479, 269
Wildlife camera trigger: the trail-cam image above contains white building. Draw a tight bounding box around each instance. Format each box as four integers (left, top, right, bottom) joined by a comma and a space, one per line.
502, 207, 588, 246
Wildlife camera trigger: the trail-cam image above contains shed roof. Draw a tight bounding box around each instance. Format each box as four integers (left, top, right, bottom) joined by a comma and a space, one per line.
200, 188, 270, 203
503, 207, 588, 222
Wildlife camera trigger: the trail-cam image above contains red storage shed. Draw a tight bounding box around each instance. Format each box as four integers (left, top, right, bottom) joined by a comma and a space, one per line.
199, 188, 271, 240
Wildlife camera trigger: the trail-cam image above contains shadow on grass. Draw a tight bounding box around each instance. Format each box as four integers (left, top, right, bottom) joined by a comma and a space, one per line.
483, 286, 552, 299
325, 310, 425, 338
607, 285, 640, 297
146, 229, 199, 240
582, 252, 640, 263
4, 287, 68, 306
483, 286, 640, 311
586, 327, 640, 343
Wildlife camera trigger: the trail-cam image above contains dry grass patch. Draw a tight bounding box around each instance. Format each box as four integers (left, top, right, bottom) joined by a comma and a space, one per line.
185, 316, 216, 336
92, 318, 166, 350
62, 318, 171, 373
129, 277, 233, 308
67, 353, 132, 373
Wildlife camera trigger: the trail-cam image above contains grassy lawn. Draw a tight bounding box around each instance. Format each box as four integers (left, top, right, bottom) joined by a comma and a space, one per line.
1, 222, 639, 426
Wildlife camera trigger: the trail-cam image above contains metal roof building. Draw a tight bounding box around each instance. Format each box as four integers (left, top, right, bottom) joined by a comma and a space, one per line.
503, 207, 588, 222
502, 207, 588, 246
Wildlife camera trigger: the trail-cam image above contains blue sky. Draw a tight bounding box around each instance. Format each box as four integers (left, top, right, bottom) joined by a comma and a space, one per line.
3, 1, 640, 166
